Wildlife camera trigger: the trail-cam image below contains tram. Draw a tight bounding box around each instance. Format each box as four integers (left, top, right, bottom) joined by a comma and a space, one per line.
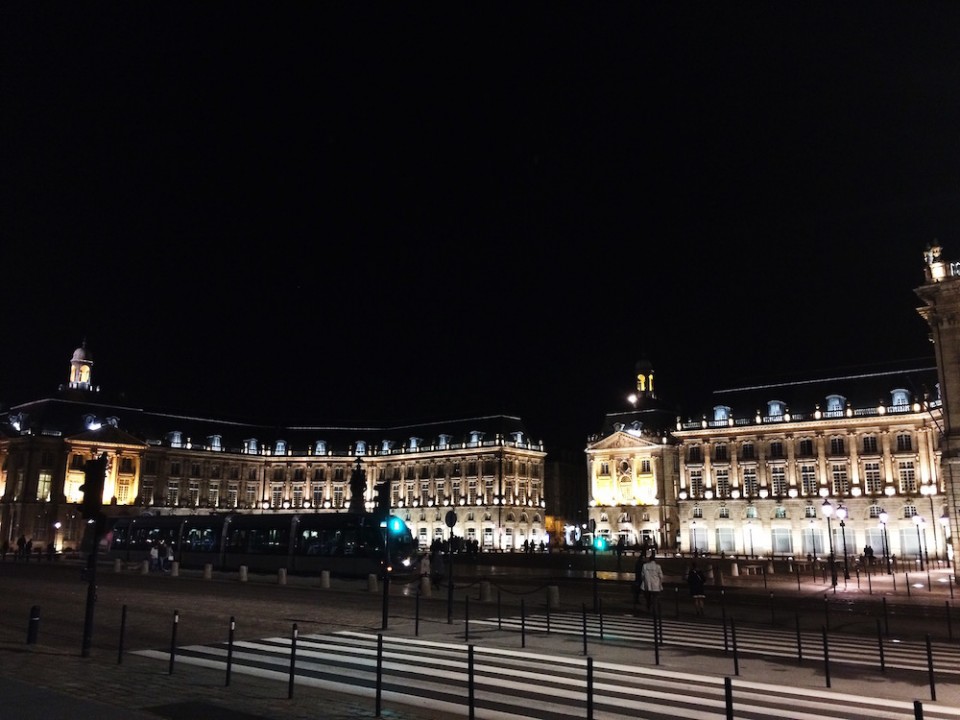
101, 512, 419, 578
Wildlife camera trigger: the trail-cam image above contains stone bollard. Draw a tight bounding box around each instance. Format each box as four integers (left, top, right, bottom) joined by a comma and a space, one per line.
203, 563, 213, 580
278, 568, 287, 585
113, 558, 122, 574
239, 565, 248, 582
421, 575, 432, 598
547, 585, 560, 610
367, 573, 379, 593
141, 559, 150, 575
730, 562, 739, 577
767, 561, 775, 575
480, 580, 492, 602
170, 561, 179, 578
321, 570, 330, 589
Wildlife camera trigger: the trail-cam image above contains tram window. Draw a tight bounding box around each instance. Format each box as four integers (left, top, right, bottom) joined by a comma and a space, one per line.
248, 527, 288, 554
183, 526, 219, 552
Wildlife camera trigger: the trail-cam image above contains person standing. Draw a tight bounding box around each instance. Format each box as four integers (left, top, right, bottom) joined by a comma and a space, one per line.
149, 543, 160, 572
686, 560, 706, 616
640, 552, 664, 614
431, 548, 445, 590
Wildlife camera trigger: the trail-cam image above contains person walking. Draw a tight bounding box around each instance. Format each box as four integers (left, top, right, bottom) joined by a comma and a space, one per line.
431, 548, 445, 590
687, 560, 706, 616
640, 552, 664, 615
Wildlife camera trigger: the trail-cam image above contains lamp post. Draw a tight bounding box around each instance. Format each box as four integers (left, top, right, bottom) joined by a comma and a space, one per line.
822, 499, 838, 588
691, 520, 698, 556
747, 520, 755, 558
940, 510, 952, 568
879, 510, 892, 575
836, 504, 850, 580
913, 515, 926, 571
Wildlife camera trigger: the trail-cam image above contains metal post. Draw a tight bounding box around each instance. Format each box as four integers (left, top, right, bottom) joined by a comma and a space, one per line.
586, 656, 594, 720
840, 519, 850, 580
376, 633, 383, 716
731, 619, 739, 676
117, 604, 127, 664
926, 634, 936, 701
226, 616, 235, 686
26, 605, 40, 645
168, 610, 179, 675
724, 677, 733, 720
822, 625, 831, 688
287, 623, 297, 699
795, 613, 802, 664
468, 645, 475, 720
581, 603, 588, 655
876, 618, 885, 673
465, 596, 470, 643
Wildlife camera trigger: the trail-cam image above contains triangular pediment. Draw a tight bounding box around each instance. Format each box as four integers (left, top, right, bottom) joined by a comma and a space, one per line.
587, 431, 662, 452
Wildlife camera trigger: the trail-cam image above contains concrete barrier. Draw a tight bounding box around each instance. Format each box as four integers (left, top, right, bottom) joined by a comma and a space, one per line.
480, 580, 492, 602
204, 563, 213, 580
170, 561, 179, 578
113, 558, 122, 574
547, 585, 560, 610
141, 559, 150, 575
278, 568, 287, 585
368, 573, 379, 593
239, 565, 248, 582
420, 576, 432, 597
321, 570, 330, 589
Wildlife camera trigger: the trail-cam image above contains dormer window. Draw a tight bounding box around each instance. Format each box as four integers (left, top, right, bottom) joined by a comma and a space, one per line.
243, 438, 259, 454
825, 394, 845, 414
767, 400, 785, 418
612, 422, 625, 433
438, 434, 452, 449
511, 431, 524, 444
208, 435, 222, 451
355, 440, 367, 455
106, 416, 119, 427
314, 440, 327, 456
713, 405, 730, 422
469, 431, 483, 445
891, 389, 910, 407
380, 439, 393, 453
409, 437, 421, 450
274, 440, 287, 455
167, 431, 183, 448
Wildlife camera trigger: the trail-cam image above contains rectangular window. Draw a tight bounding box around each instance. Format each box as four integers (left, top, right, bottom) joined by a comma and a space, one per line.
863, 436, 878, 454
774, 506, 787, 519
746, 505, 758, 519
116, 480, 129, 504
170, 461, 181, 477
333, 484, 344, 508
244, 484, 257, 507
120, 457, 135, 474
714, 444, 728, 462
312, 485, 323, 508
769, 441, 784, 459
801, 528, 825, 556
293, 468, 305, 482
167, 481, 180, 506
771, 528, 792, 554
271, 485, 283, 508
207, 482, 220, 507
599, 462, 610, 476
689, 470, 703, 498
692, 506, 703, 518
899, 461, 917, 493
742, 468, 758, 497
37, 471, 52, 502
292, 484, 303, 508
640, 459, 651, 473
228, 484, 238, 508
719, 506, 730, 519
690, 526, 708, 553
313, 467, 325, 482
804, 505, 817, 518
770, 466, 787, 496
864, 462, 883, 494
830, 437, 845, 456
71, 454, 86, 470
740, 443, 755, 460
715, 469, 729, 498
190, 463, 201, 477
832, 464, 849, 495
715, 527, 736, 553
798, 439, 813, 457
800, 465, 818, 496
688, 446, 702, 463
896, 434, 913, 452
189, 480, 200, 506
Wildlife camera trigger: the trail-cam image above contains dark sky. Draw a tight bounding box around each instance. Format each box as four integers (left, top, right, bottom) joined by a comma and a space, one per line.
3, 4, 959, 455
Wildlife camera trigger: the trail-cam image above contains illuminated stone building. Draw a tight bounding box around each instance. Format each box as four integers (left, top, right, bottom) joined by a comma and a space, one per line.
0, 345, 547, 554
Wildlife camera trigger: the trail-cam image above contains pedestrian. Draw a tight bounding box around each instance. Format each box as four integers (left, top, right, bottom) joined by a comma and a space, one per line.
166, 543, 175, 572
24, 539, 33, 562
687, 560, 706, 616
149, 543, 160, 572
1, 539, 8, 562
46, 542, 55, 562
640, 552, 664, 615
16, 535, 26, 561
431, 549, 445, 590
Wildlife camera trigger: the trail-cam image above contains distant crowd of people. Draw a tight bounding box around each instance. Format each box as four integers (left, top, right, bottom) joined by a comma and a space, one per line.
1, 535, 56, 562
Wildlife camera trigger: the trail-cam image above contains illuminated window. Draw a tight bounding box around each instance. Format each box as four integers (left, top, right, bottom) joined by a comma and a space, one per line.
37, 471, 52, 502
718, 506, 730, 519
904, 504, 918, 518
804, 505, 816, 518
208, 482, 219, 507
898, 461, 917, 493
312, 485, 323, 508
715, 469, 729, 498
745, 505, 758, 519
692, 506, 703, 519
333, 484, 344, 508
292, 485, 303, 508
864, 462, 882, 494
800, 465, 818, 496
167, 481, 180, 506
891, 389, 910, 407
189, 481, 200, 506
868, 505, 883, 518
767, 400, 785, 417
775, 506, 787, 519
314, 440, 326, 455
689, 470, 703, 498
743, 468, 758, 497
640, 459, 651, 473
771, 466, 787, 496
831, 464, 849, 495
271, 485, 283, 508
244, 484, 257, 507
713, 406, 730, 422
228, 484, 238, 508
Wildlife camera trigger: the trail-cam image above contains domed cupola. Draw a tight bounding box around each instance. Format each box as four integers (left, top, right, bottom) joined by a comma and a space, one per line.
68, 341, 94, 390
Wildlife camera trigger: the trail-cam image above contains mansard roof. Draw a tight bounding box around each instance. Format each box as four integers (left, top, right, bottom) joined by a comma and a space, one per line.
0, 397, 540, 456
681, 360, 939, 427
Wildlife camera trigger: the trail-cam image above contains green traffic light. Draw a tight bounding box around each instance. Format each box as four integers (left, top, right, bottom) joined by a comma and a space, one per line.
593, 536, 607, 551
387, 517, 405, 534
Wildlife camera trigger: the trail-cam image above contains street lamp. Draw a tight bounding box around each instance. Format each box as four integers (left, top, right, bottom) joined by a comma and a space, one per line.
836, 504, 850, 580
822, 499, 838, 588
747, 520, 755, 558
913, 515, 926, 571
879, 510, 892, 575
691, 520, 698, 556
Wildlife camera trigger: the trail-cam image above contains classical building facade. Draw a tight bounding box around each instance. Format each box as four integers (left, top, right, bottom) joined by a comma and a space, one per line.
0, 345, 548, 554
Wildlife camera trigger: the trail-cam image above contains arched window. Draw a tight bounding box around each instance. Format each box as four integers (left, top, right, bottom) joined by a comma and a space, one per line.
314, 440, 326, 456
891, 389, 910, 407
713, 405, 730, 422
274, 440, 287, 455
767, 400, 785, 418
825, 394, 846, 413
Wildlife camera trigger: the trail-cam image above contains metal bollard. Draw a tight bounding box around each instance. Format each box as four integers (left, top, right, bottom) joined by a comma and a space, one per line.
26, 606, 40, 645
170, 561, 179, 578
141, 559, 150, 575
204, 563, 213, 580
321, 569, 330, 589
239, 565, 248, 582
367, 573, 378, 593
113, 558, 122, 574
547, 585, 560, 610
278, 568, 287, 585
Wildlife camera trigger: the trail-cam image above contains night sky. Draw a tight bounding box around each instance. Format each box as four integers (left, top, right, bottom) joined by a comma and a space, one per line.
3, 4, 960, 456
